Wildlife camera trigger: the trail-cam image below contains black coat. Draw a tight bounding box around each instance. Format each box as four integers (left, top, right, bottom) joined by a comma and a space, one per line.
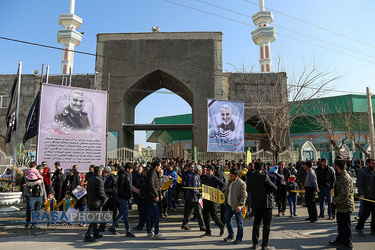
53, 168, 64, 187
104, 173, 118, 199
215, 169, 228, 190
87, 175, 106, 209
144, 168, 161, 202
247, 171, 277, 209
117, 169, 131, 200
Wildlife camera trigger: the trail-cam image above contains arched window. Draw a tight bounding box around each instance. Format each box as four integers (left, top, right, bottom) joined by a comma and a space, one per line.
0, 92, 9, 108
266, 64, 270, 72
261, 64, 264, 72
260, 46, 264, 59
63, 65, 67, 74
265, 45, 269, 58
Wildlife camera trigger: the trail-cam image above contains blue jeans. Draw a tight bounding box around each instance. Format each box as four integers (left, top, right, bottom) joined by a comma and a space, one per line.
145, 201, 160, 234
225, 205, 243, 241
168, 187, 176, 210
111, 198, 130, 232
318, 186, 332, 217
288, 194, 297, 215
26, 196, 43, 226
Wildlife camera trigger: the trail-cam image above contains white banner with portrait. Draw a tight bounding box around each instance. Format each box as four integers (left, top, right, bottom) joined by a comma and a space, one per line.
37, 84, 107, 172
207, 99, 244, 152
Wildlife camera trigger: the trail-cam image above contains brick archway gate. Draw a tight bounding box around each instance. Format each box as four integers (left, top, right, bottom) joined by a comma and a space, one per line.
95, 32, 225, 150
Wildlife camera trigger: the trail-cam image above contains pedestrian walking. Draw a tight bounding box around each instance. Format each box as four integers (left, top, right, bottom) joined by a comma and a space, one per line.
303, 160, 319, 222
247, 161, 277, 250
329, 159, 355, 250
201, 165, 225, 238
223, 169, 247, 244
355, 158, 375, 237
315, 158, 335, 220
84, 166, 106, 242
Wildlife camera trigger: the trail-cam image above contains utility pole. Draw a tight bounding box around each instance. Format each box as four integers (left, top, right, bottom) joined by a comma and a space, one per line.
366, 87, 375, 158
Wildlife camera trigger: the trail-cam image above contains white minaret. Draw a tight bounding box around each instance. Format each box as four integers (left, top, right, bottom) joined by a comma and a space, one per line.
251, 0, 276, 72
57, 0, 83, 74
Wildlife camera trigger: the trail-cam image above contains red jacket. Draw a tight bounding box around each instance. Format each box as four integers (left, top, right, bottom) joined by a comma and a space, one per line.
43, 167, 52, 186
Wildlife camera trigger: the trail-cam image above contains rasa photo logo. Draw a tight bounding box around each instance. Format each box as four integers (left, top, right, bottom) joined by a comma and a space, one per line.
31, 211, 113, 223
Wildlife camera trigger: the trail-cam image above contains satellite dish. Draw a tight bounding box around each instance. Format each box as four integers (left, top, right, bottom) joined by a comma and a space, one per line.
33, 69, 39, 75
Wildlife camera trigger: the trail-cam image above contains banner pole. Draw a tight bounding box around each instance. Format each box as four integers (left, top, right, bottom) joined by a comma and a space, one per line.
106, 72, 110, 164
13, 61, 22, 165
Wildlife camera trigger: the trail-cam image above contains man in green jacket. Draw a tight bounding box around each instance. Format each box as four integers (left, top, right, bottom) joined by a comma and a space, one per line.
223, 168, 247, 244
329, 159, 354, 250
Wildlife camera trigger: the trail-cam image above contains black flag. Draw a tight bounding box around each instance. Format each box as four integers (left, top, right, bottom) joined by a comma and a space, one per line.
23, 90, 40, 144
5, 70, 20, 143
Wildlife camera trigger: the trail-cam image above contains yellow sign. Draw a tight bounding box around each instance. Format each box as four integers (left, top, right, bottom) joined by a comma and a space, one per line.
246, 149, 252, 164
224, 171, 230, 179
161, 179, 173, 191
201, 184, 225, 204
177, 175, 182, 184
242, 205, 247, 219
240, 168, 248, 178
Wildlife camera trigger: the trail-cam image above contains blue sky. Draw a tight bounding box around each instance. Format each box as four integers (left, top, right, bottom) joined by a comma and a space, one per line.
1, 0, 374, 149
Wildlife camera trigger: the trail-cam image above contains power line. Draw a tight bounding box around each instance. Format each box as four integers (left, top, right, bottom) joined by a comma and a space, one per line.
163, 0, 375, 65
243, 0, 375, 50
0, 37, 370, 95
197, 0, 375, 60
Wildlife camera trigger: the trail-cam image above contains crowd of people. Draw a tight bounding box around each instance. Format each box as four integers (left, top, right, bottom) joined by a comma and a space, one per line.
17, 156, 375, 250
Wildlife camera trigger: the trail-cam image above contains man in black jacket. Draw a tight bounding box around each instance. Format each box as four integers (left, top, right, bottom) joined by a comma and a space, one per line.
316, 158, 336, 220
84, 166, 106, 242
145, 160, 166, 240
214, 164, 228, 225
248, 161, 277, 250
201, 165, 225, 238
108, 166, 135, 238
52, 162, 64, 203
98, 166, 118, 232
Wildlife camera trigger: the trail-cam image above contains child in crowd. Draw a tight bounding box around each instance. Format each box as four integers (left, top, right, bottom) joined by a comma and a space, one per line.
43, 191, 58, 226
57, 191, 77, 212
25, 166, 43, 182
286, 174, 299, 217
57, 191, 77, 226
44, 191, 58, 212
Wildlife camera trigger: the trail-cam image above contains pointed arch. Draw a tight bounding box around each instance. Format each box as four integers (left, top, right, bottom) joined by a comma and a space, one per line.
260, 46, 264, 59
265, 45, 269, 58
261, 64, 265, 72
266, 64, 270, 72
124, 70, 194, 108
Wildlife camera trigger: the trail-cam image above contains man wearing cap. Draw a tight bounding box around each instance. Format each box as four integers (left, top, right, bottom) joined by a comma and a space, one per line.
98, 166, 118, 232
201, 165, 225, 238
181, 165, 205, 231
52, 162, 64, 203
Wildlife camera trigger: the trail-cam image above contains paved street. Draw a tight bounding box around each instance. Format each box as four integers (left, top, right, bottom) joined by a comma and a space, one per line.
0, 201, 374, 250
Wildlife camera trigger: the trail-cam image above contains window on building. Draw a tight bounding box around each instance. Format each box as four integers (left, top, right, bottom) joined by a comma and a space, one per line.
0, 93, 8, 109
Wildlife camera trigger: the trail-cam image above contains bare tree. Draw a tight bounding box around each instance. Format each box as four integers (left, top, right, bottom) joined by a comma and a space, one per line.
231, 62, 339, 164
309, 97, 371, 158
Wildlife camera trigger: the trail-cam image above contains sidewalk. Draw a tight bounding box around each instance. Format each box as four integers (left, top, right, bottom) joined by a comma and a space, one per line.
0, 201, 374, 249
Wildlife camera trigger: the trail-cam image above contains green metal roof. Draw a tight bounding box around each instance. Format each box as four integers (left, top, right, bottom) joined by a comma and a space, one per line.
146, 113, 261, 146
146, 95, 375, 145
